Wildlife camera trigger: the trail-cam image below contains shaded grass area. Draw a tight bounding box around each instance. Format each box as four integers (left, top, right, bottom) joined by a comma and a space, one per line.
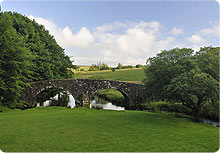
73, 68, 145, 83
0, 106, 22, 113
0, 107, 219, 152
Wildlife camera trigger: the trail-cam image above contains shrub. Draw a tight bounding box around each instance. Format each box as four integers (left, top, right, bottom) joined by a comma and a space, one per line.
122, 65, 134, 69
169, 103, 191, 115
0, 105, 11, 112
147, 101, 170, 112
111, 68, 116, 72
142, 101, 191, 114
136, 64, 143, 68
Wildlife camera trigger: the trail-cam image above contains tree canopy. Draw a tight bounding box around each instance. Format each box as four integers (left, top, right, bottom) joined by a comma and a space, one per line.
144, 47, 219, 121
166, 68, 218, 121
0, 11, 75, 107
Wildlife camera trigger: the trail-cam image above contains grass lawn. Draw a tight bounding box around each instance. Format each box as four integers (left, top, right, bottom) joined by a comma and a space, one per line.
0, 107, 218, 152
73, 68, 145, 83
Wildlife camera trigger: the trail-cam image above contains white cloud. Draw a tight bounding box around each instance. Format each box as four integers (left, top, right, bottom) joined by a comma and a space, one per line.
187, 35, 206, 44
96, 25, 114, 33
170, 27, 183, 35
199, 25, 220, 37
28, 15, 177, 66
28, 15, 94, 48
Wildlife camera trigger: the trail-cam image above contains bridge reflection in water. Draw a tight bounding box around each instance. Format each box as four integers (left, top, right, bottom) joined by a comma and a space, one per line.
90, 99, 125, 110
36, 94, 125, 110
37, 93, 125, 111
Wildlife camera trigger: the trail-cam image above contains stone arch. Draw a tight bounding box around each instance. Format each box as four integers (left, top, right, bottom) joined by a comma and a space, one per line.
91, 87, 131, 110
34, 86, 74, 107
114, 88, 130, 110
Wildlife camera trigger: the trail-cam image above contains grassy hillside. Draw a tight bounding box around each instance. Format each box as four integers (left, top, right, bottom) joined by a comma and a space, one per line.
73, 68, 145, 83
0, 107, 218, 152
71, 65, 91, 73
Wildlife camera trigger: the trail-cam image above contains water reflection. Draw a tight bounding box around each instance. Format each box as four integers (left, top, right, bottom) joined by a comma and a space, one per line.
203, 119, 219, 127
68, 95, 75, 108
37, 92, 75, 108
90, 99, 125, 111
37, 92, 124, 111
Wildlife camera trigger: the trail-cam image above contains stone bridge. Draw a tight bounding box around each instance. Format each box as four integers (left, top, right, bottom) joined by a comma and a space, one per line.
21, 79, 145, 109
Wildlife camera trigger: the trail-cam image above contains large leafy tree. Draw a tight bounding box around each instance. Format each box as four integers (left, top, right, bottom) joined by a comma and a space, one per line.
144, 47, 219, 121
166, 69, 218, 121
144, 48, 194, 101
0, 11, 76, 107
0, 12, 32, 107
5, 11, 75, 81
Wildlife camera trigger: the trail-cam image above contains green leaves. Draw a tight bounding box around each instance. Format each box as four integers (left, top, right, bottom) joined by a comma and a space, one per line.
167, 69, 218, 103
0, 11, 75, 107
0, 12, 32, 106
144, 47, 219, 121
144, 48, 195, 101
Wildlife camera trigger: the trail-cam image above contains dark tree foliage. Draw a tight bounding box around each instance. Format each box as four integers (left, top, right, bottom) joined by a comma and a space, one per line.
0, 11, 75, 107
166, 68, 218, 121
144, 47, 219, 121
36, 88, 63, 104
136, 64, 143, 68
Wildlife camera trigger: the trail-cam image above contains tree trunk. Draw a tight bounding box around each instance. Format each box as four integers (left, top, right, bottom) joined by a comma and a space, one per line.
194, 98, 202, 122
194, 108, 200, 122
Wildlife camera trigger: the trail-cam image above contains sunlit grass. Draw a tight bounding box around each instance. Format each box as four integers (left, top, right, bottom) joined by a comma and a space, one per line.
0, 107, 218, 152
73, 68, 145, 83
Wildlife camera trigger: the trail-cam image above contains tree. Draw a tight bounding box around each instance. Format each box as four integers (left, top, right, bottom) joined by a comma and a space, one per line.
0, 12, 33, 107
143, 47, 219, 121
166, 69, 218, 121
195, 46, 219, 81
89, 62, 110, 71
0, 11, 76, 107
144, 48, 194, 101
5, 11, 75, 81
117, 63, 123, 69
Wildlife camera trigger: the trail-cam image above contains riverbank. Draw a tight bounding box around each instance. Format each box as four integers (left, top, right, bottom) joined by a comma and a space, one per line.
0, 107, 218, 152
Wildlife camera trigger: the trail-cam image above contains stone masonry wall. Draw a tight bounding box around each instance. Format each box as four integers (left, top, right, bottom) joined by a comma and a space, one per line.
20, 79, 145, 109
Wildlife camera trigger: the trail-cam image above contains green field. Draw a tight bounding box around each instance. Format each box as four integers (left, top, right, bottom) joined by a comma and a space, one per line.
73, 68, 145, 83
0, 107, 218, 152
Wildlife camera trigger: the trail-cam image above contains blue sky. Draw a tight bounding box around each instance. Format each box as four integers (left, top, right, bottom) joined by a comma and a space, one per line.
1, 1, 219, 66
